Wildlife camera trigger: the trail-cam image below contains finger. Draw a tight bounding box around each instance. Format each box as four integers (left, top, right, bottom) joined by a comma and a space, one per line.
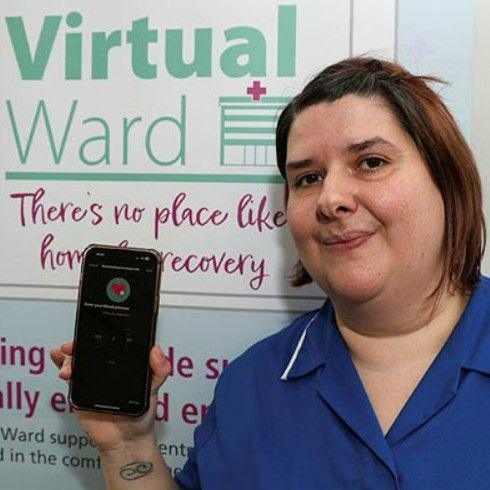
149, 345, 171, 394
58, 353, 73, 380
58, 365, 72, 380
60, 341, 73, 356
50, 349, 65, 369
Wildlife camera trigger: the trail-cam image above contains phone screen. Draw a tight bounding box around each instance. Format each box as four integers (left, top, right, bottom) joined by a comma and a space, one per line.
71, 246, 161, 415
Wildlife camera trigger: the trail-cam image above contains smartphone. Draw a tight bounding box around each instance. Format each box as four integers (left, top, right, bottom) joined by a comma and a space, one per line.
70, 244, 162, 416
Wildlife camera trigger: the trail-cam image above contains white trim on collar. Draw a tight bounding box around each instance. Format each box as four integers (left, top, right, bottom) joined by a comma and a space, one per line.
280, 312, 319, 381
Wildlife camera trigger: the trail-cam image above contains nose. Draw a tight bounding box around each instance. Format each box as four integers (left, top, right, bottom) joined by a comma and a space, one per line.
316, 167, 358, 221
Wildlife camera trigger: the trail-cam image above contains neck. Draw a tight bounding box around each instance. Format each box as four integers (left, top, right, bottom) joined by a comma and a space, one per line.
333, 285, 469, 370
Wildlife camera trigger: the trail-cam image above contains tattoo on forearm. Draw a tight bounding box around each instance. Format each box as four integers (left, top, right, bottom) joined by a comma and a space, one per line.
119, 461, 154, 480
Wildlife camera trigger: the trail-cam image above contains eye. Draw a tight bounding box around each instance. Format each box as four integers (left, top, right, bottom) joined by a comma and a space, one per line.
358, 157, 387, 172
295, 173, 323, 188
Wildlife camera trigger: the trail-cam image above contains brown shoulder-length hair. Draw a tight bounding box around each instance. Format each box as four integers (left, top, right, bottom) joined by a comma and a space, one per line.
276, 57, 486, 299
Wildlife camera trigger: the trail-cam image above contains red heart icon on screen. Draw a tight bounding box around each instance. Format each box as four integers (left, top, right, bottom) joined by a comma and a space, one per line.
112, 283, 126, 296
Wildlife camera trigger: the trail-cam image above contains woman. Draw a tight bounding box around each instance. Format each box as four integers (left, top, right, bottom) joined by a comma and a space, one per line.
51, 57, 488, 489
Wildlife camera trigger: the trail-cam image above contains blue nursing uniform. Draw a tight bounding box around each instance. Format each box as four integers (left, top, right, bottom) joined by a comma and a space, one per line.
175, 276, 490, 489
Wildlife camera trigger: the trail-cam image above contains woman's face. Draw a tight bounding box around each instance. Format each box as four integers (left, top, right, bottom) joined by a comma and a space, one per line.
285, 94, 445, 304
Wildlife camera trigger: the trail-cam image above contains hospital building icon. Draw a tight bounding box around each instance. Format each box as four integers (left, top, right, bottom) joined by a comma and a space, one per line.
219, 81, 290, 167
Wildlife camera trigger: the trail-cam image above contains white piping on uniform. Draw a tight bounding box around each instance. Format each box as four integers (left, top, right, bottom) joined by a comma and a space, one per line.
280, 312, 319, 381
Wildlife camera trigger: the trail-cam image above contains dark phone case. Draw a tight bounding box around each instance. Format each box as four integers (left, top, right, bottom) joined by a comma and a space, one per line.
69, 244, 162, 416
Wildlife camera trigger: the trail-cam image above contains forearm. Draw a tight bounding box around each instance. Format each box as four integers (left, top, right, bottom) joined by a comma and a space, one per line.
100, 438, 179, 490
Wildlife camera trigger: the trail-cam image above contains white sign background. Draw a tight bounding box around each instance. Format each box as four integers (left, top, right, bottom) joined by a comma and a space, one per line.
0, 0, 396, 311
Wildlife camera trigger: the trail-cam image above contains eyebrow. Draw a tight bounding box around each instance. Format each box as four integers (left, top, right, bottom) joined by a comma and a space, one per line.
345, 136, 398, 153
285, 159, 313, 173
285, 136, 398, 173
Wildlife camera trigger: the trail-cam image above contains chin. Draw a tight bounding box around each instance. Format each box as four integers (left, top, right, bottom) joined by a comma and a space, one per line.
318, 270, 386, 304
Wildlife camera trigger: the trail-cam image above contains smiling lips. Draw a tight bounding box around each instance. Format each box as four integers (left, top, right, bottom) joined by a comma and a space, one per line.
322, 231, 375, 252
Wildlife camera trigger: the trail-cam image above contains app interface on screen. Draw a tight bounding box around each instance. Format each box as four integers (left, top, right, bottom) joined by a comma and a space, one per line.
73, 250, 159, 410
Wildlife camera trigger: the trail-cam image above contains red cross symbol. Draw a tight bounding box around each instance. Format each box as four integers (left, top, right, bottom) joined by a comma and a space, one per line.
247, 81, 267, 101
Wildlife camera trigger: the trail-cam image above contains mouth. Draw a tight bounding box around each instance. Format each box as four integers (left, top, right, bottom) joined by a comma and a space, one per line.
322, 231, 375, 252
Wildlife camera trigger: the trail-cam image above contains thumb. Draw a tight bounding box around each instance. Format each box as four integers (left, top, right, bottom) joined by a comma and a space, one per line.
149, 345, 171, 395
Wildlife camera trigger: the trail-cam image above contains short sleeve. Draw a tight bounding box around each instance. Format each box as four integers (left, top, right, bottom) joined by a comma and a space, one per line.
174, 401, 217, 490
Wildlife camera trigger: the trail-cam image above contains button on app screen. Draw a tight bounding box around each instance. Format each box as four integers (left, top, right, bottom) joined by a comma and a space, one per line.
106, 277, 131, 303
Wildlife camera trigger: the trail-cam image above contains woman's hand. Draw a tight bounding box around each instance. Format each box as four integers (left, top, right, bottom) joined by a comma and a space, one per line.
50, 342, 172, 454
